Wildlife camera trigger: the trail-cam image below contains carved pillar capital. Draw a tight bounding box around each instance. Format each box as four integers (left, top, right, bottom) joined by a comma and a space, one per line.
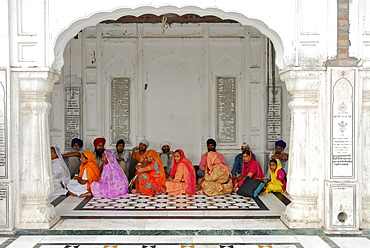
13, 69, 60, 229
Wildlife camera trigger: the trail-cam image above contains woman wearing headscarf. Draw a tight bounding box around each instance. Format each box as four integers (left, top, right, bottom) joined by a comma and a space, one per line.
67, 151, 100, 197
235, 149, 264, 189
90, 150, 132, 198
51, 146, 71, 197
264, 159, 286, 193
198, 151, 233, 196
133, 150, 166, 195
165, 149, 196, 195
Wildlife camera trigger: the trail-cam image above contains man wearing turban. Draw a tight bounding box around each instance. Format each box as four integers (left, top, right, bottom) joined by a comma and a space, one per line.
62, 138, 84, 178
197, 138, 225, 178
93, 137, 106, 168
265, 140, 289, 180
159, 141, 173, 174
129, 139, 150, 181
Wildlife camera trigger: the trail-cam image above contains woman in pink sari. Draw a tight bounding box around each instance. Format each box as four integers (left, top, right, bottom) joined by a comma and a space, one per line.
198, 151, 233, 196
165, 149, 196, 195
90, 150, 130, 198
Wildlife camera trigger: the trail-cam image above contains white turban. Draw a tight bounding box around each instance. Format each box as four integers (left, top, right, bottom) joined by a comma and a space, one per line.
160, 141, 170, 148
139, 139, 149, 147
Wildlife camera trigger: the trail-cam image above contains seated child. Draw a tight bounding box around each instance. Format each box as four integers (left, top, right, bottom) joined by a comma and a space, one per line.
264, 159, 286, 193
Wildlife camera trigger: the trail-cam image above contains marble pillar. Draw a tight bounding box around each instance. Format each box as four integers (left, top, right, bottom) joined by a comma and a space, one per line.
360, 69, 370, 229
280, 69, 324, 229
16, 70, 60, 229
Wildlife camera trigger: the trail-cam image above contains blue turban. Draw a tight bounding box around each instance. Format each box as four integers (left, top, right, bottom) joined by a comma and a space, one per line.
275, 140, 286, 148
71, 138, 83, 148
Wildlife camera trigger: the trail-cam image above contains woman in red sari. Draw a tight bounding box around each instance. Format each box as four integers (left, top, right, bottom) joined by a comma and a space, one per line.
133, 150, 166, 195
165, 149, 196, 195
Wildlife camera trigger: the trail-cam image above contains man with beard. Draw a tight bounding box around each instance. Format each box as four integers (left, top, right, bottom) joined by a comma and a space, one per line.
93, 137, 106, 169
113, 139, 131, 176
265, 139, 289, 180
130, 139, 150, 181
197, 138, 225, 178
62, 138, 83, 178
159, 141, 173, 174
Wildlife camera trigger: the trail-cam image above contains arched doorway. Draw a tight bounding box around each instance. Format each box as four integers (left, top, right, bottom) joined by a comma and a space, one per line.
50, 12, 290, 173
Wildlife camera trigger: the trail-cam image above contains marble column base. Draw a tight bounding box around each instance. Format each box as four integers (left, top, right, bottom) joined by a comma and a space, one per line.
360, 197, 370, 229
281, 197, 322, 229
18, 201, 60, 229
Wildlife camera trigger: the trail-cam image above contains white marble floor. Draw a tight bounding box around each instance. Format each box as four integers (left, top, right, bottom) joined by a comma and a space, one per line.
1, 235, 370, 248
1, 193, 369, 248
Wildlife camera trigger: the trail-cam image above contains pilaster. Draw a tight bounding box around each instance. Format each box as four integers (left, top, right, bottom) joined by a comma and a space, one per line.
15, 69, 60, 229
360, 69, 370, 229
280, 69, 325, 229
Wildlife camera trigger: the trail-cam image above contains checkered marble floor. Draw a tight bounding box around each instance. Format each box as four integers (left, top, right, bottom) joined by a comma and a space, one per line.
76, 194, 267, 211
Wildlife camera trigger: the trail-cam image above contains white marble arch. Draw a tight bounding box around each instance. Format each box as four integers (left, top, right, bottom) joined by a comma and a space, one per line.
51, 5, 285, 72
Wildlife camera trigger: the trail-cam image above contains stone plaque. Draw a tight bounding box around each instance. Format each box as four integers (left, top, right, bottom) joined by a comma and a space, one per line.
65, 87, 81, 148
0, 74, 6, 178
111, 78, 130, 145
0, 185, 9, 227
330, 70, 355, 178
216, 77, 236, 143
329, 184, 356, 228
267, 86, 282, 149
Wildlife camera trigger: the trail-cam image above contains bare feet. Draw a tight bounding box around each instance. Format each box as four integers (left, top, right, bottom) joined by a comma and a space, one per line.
131, 189, 138, 194
160, 188, 166, 194
78, 192, 92, 198
67, 190, 77, 196
197, 190, 204, 195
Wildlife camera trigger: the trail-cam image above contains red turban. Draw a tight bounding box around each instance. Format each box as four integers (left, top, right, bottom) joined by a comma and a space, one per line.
93, 137, 106, 147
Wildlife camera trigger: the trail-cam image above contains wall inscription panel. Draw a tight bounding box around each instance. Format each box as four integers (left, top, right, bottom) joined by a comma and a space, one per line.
267, 86, 282, 149
0, 185, 9, 227
65, 87, 81, 148
111, 77, 130, 145
217, 77, 236, 143
330, 70, 355, 179
0, 72, 7, 178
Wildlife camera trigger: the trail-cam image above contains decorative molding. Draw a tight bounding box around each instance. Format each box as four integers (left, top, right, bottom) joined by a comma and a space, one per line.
18, 42, 37, 62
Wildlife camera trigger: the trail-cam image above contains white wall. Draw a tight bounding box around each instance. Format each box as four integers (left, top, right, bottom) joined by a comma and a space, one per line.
50, 23, 292, 168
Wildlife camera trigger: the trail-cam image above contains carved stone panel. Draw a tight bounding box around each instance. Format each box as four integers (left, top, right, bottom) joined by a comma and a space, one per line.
65, 86, 81, 148
267, 86, 282, 149
111, 77, 130, 145
330, 70, 355, 179
217, 77, 236, 143
0, 185, 9, 227
0, 72, 6, 178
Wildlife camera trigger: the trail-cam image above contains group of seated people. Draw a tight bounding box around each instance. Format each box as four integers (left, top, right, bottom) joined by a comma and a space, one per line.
50, 137, 289, 199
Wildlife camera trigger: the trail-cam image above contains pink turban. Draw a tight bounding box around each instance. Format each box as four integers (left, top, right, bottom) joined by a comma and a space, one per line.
93, 137, 106, 147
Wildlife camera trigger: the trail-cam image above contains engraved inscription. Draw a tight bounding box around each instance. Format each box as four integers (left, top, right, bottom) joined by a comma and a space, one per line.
0, 79, 6, 178
331, 71, 355, 178
217, 77, 236, 143
0, 186, 9, 227
267, 86, 282, 149
65, 87, 81, 148
111, 78, 130, 145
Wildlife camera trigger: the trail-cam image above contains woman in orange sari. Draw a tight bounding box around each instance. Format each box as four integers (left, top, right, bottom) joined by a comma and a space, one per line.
133, 150, 166, 195
165, 149, 196, 195
67, 151, 100, 197
198, 151, 233, 196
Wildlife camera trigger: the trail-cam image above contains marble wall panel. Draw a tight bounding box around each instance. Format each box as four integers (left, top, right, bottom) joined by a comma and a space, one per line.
0, 71, 6, 178
0, 185, 9, 228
